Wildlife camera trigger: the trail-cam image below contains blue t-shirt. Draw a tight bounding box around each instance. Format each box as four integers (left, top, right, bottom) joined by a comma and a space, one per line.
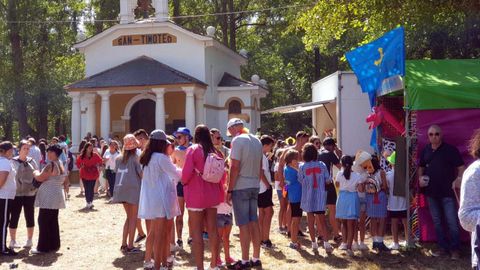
284, 165, 301, 203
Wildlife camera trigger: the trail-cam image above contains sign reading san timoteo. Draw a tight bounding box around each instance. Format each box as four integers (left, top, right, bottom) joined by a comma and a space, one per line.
112, 33, 177, 46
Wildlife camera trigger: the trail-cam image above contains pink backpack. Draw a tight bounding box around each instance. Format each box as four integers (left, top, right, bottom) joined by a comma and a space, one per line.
195, 152, 225, 183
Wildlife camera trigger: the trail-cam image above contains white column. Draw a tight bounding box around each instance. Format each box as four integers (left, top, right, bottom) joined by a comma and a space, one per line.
98, 90, 111, 139
80, 97, 88, 138
195, 90, 205, 125
152, 88, 166, 131
69, 92, 81, 152
153, 0, 169, 22
183, 86, 196, 132
84, 93, 96, 136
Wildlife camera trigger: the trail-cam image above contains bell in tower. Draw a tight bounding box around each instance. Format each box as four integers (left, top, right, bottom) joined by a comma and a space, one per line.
119, 0, 168, 24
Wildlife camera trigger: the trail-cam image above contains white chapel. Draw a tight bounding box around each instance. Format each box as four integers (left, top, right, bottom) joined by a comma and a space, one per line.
66, 0, 268, 149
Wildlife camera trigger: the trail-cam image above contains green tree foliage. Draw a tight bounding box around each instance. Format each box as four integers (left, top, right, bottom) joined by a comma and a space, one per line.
298, 0, 480, 59
0, 0, 85, 140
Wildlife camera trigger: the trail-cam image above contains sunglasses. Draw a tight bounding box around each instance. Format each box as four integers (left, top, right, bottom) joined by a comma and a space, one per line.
428, 132, 440, 137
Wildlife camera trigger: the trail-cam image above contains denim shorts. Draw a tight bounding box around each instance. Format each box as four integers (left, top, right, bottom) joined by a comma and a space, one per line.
232, 188, 259, 226
217, 214, 233, 228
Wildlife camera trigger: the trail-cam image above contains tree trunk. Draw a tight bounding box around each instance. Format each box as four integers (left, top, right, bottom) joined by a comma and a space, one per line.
7, 0, 30, 138
173, 0, 181, 24
227, 0, 236, 51
221, 0, 229, 46
36, 25, 49, 139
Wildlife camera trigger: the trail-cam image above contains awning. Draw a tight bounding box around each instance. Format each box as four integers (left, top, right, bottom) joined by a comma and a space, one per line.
406, 59, 480, 110
261, 100, 334, 114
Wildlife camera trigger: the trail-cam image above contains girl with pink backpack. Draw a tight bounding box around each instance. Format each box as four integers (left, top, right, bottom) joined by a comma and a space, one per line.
182, 125, 224, 270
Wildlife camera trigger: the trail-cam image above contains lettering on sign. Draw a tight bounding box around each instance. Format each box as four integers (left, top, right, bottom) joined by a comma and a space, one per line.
113, 33, 177, 46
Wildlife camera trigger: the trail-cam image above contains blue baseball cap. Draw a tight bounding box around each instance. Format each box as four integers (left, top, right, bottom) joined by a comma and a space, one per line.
173, 127, 192, 139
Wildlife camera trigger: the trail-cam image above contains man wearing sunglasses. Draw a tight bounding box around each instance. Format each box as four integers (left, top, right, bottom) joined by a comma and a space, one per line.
419, 124, 465, 260
172, 127, 192, 248
210, 128, 230, 159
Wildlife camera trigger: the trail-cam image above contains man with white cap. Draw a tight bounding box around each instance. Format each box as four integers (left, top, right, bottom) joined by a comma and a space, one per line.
226, 118, 263, 269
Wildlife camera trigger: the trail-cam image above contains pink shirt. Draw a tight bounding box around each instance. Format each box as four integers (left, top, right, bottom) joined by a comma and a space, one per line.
181, 145, 223, 209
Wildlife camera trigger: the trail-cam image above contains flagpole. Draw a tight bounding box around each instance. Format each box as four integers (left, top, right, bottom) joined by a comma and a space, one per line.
404, 82, 413, 248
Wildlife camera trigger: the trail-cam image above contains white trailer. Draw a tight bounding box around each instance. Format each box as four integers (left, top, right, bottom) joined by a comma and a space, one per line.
312, 71, 373, 155
262, 71, 373, 156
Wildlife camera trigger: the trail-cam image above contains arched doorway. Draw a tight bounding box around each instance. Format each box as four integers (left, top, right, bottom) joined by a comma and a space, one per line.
130, 99, 156, 133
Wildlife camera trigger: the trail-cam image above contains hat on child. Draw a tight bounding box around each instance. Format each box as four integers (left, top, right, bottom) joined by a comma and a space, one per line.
123, 134, 139, 151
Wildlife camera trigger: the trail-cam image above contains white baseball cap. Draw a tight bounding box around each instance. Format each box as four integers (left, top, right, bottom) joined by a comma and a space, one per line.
227, 118, 244, 129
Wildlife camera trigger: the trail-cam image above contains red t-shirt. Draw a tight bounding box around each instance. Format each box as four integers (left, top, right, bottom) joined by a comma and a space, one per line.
76, 153, 103, 180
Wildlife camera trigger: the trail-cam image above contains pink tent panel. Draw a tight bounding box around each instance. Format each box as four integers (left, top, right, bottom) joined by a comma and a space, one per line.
415, 109, 480, 242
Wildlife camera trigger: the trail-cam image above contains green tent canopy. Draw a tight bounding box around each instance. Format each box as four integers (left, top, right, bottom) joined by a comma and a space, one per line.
406, 59, 480, 110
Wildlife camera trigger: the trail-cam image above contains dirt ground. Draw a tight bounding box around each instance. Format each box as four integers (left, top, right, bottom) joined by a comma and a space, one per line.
1, 185, 471, 270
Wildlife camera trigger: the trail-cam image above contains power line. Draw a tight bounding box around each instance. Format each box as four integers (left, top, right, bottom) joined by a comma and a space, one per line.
5, 3, 313, 24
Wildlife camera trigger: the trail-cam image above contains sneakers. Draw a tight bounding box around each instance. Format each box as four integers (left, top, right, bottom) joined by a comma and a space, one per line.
126, 247, 141, 254
388, 242, 400, 250
134, 234, 146, 243
352, 242, 359, 251
312, 241, 319, 250
9, 240, 20, 249
1, 248, 18, 256
227, 260, 250, 270
338, 243, 348, 250
373, 242, 390, 251
261, 240, 273, 249
24, 239, 33, 248
250, 259, 262, 267
30, 248, 43, 255
176, 239, 183, 248
143, 260, 154, 269
346, 249, 354, 256
85, 203, 94, 209
324, 242, 334, 253
289, 242, 301, 250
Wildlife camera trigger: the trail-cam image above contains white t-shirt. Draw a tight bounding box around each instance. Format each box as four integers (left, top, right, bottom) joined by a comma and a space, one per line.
0, 157, 16, 199
335, 170, 365, 193
217, 202, 232, 215
259, 154, 272, 194
387, 169, 407, 211
103, 150, 119, 170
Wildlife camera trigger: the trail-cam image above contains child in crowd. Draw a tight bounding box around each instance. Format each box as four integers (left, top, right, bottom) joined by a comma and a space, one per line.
274, 149, 288, 234
335, 155, 366, 256
216, 173, 235, 267
259, 136, 275, 249
298, 143, 333, 253
283, 149, 302, 249
385, 152, 408, 250
354, 181, 369, 250
366, 155, 389, 251
112, 134, 142, 254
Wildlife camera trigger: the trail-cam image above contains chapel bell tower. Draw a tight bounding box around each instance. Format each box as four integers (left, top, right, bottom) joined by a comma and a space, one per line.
120, 0, 169, 24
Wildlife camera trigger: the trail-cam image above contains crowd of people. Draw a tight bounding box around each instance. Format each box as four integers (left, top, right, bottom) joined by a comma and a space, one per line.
1, 120, 480, 270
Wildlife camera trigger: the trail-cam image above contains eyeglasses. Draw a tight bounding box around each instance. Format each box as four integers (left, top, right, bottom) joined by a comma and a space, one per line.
428, 132, 440, 137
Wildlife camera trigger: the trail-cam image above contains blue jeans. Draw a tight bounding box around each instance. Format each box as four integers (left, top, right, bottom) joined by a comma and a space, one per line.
82, 179, 96, 204
427, 196, 460, 251
231, 188, 259, 226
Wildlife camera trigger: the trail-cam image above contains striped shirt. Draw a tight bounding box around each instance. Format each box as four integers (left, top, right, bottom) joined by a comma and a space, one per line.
298, 161, 329, 212
35, 162, 66, 210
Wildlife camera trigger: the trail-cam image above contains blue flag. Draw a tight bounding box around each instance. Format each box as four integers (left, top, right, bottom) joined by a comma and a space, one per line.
346, 26, 405, 94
